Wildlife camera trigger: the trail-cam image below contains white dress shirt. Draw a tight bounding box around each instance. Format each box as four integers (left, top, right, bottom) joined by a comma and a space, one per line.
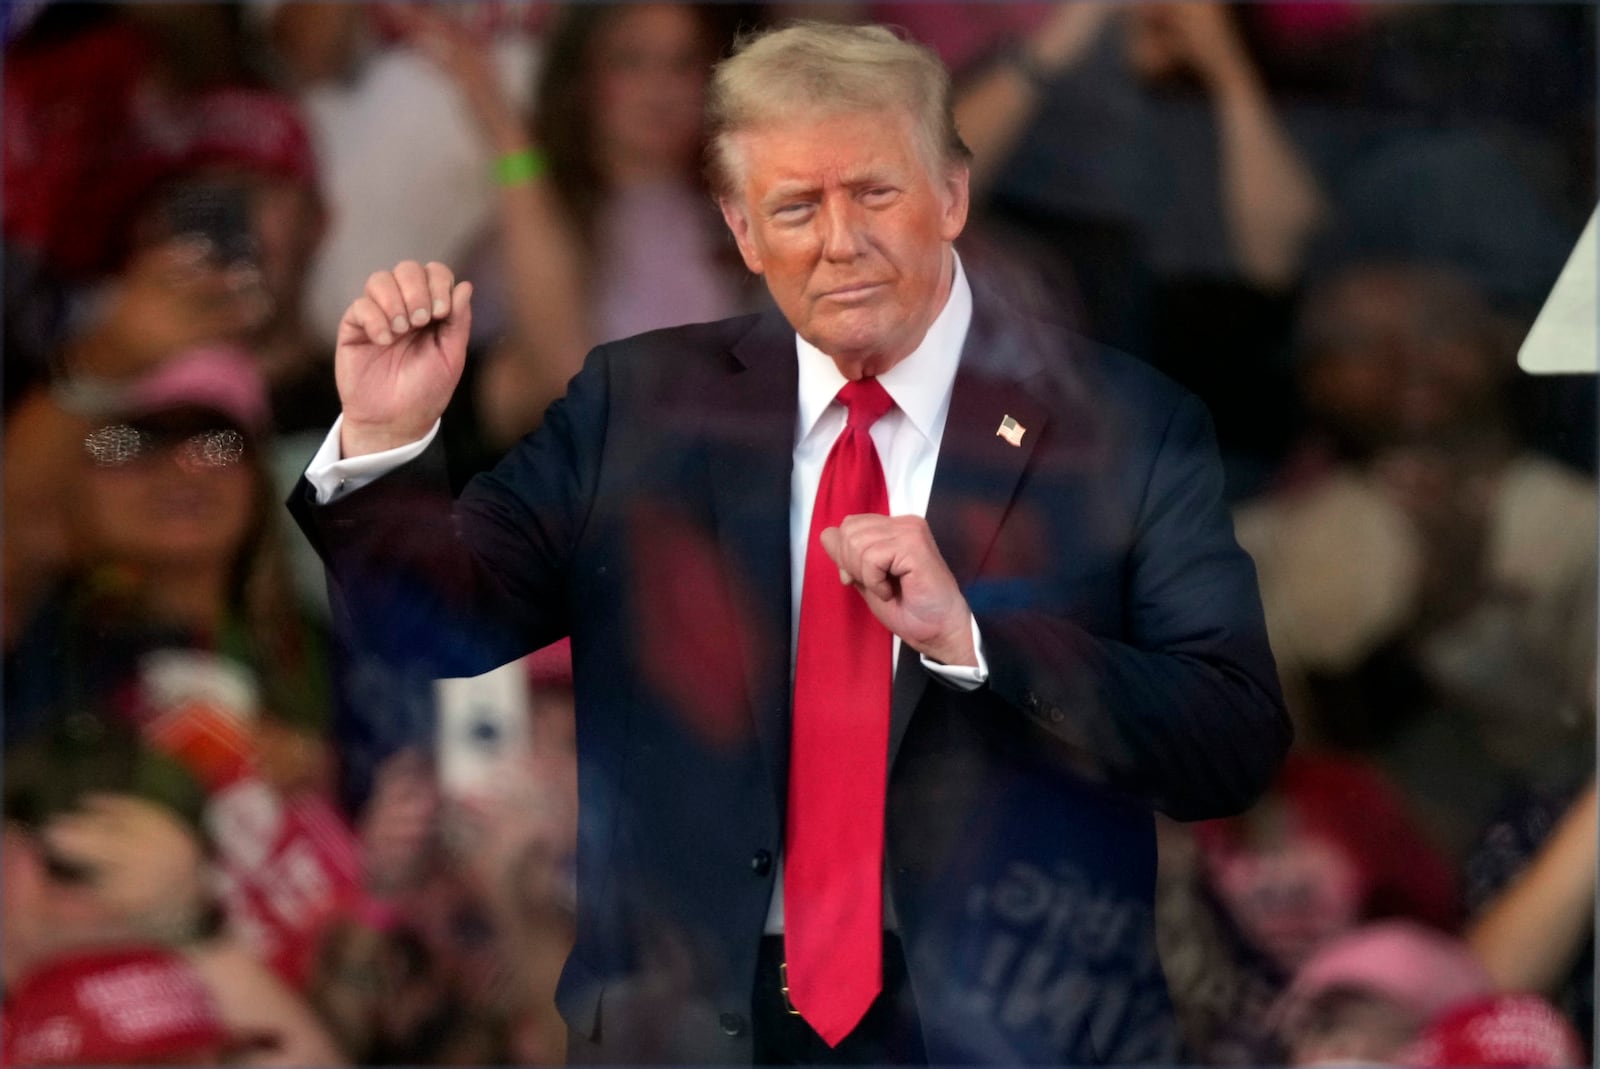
789, 256, 984, 685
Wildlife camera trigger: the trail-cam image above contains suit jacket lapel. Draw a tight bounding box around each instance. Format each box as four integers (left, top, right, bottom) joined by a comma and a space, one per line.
704, 310, 797, 813
889, 292, 1053, 769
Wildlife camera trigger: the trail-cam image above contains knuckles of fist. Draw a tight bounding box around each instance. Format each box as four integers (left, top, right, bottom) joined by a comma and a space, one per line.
817, 515, 974, 659
819, 516, 950, 593
346, 260, 463, 347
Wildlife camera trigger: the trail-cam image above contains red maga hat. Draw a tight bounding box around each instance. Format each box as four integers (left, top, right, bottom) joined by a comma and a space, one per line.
3, 946, 231, 1066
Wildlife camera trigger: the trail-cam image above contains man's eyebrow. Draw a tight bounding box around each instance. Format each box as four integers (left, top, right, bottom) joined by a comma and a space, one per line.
760, 181, 822, 208
762, 170, 898, 207
841, 167, 895, 186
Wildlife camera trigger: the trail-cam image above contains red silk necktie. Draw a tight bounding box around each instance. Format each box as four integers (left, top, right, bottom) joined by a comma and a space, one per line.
786, 376, 895, 1046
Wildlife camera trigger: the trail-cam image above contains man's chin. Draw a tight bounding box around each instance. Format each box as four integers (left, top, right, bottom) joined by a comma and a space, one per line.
802, 317, 903, 372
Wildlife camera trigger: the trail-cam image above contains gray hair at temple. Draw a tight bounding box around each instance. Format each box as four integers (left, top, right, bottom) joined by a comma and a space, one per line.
705, 21, 972, 199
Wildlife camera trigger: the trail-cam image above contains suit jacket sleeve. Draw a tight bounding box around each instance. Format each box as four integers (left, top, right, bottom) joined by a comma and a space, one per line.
288, 346, 613, 678
973, 391, 1289, 821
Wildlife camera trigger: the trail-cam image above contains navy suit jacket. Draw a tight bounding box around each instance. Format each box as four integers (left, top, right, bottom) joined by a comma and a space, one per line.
291, 280, 1289, 1064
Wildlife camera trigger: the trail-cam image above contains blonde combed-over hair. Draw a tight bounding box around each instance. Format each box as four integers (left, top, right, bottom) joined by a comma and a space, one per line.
706, 21, 972, 199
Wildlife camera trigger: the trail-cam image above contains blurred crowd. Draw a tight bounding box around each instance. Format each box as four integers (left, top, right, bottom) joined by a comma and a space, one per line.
2, 2, 1594, 1065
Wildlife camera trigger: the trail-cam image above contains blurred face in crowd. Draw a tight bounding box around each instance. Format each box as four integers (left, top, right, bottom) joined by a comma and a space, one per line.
589, 4, 710, 180
245, 174, 323, 328
2, 824, 47, 985
719, 108, 969, 377
1303, 268, 1506, 452
1207, 830, 1362, 972
80, 411, 258, 573
129, 171, 323, 368
1281, 988, 1423, 1067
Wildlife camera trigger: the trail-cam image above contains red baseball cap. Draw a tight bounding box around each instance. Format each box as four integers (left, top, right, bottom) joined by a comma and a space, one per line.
178, 88, 319, 194
3, 946, 231, 1066
1406, 994, 1587, 1068
527, 637, 574, 690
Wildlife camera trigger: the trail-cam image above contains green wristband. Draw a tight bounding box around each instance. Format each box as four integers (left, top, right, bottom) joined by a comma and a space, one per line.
494, 147, 547, 186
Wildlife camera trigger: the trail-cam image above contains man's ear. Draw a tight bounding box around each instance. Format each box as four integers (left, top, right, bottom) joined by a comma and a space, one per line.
939, 163, 971, 244
719, 197, 765, 275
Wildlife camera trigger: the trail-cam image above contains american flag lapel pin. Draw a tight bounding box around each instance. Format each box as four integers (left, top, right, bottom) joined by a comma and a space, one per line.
996, 414, 1026, 446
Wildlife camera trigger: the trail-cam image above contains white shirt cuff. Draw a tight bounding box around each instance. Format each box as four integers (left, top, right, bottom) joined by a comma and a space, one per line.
303, 415, 441, 504
920, 616, 988, 690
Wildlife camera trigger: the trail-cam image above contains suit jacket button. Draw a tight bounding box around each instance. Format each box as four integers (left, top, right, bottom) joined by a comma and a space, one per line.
1048, 708, 1065, 724
750, 849, 773, 876
719, 1012, 747, 1036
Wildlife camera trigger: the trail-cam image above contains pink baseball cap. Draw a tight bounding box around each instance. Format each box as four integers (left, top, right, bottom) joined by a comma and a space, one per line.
1276, 921, 1495, 1024
3, 946, 231, 1065
112, 345, 271, 435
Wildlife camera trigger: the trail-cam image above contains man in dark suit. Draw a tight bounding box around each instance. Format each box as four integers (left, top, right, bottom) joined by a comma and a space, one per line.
292, 21, 1288, 1065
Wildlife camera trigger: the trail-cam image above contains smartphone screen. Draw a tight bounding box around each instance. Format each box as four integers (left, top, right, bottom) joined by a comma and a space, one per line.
161, 180, 258, 266
436, 660, 533, 802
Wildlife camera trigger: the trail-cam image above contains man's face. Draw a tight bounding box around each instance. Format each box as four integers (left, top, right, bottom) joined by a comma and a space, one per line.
1305, 271, 1501, 449
719, 110, 969, 377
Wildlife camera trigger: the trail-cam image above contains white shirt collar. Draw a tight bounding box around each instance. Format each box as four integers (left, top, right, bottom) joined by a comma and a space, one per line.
795, 252, 973, 444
